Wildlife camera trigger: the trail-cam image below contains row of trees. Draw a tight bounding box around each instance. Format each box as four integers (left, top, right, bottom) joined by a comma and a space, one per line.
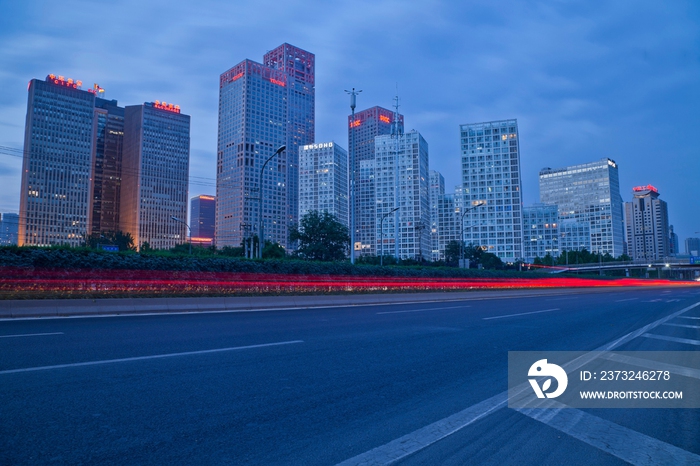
533, 250, 632, 266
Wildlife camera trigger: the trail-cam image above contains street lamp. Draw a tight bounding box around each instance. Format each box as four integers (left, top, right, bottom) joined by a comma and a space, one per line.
345, 88, 361, 264
459, 201, 486, 267
380, 207, 399, 266
171, 216, 191, 255
258, 145, 286, 259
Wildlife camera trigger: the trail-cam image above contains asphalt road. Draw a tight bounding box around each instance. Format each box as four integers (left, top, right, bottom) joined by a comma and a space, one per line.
1, 286, 699, 465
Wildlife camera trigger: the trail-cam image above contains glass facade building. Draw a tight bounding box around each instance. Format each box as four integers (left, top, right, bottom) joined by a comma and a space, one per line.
539, 158, 624, 257
624, 185, 669, 261
216, 44, 314, 249
121, 103, 190, 250
348, 106, 403, 256
190, 195, 216, 239
459, 119, 523, 261
0, 213, 19, 245
19, 75, 96, 246
429, 170, 460, 262
298, 142, 348, 228
374, 131, 430, 261
522, 204, 559, 262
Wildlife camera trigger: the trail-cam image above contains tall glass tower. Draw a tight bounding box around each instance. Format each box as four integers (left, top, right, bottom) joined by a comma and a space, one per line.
459, 119, 523, 262
217, 44, 315, 248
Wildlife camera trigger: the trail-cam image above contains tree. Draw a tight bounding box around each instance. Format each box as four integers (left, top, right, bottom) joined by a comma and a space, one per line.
444, 240, 463, 266
262, 240, 286, 259
480, 252, 504, 270
289, 211, 350, 261
85, 231, 135, 251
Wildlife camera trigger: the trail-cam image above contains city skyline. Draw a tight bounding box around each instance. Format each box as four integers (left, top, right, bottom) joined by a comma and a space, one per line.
0, 1, 698, 243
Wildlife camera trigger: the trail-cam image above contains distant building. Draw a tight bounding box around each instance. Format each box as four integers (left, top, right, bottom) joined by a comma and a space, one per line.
374, 130, 430, 261
349, 106, 404, 257
298, 142, 348, 228
90, 98, 124, 235
460, 119, 523, 262
559, 220, 592, 254
190, 195, 216, 241
121, 102, 190, 250
523, 204, 559, 263
429, 171, 460, 261
0, 213, 19, 245
19, 75, 97, 246
216, 43, 315, 248
429, 171, 445, 261
669, 225, 679, 256
686, 238, 700, 257
539, 158, 624, 257
624, 185, 669, 261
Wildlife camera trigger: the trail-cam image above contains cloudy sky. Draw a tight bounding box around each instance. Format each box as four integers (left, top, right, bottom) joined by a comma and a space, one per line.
1, 1, 699, 245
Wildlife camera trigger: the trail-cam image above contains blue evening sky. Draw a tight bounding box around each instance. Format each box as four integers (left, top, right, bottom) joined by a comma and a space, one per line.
0, 1, 698, 244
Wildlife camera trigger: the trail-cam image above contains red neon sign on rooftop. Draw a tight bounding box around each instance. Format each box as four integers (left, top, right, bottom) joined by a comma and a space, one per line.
47, 74, 82, 90
633, 184, 658, 193
153, 101, 181, 113
269, 78, 285, 87
379, 115, 391, 124
350, 119, 361, 128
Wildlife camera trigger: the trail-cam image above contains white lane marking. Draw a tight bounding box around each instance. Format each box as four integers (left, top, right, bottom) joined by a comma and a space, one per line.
643, 299, 663, 302
642, 334, 700, 346
0, 340, 303, 375
518, 402, 700, 466
376, 305, 470, 315
664, 323, 700, 329
666, 299, 682, 303
678, 316, 700, 320
336, 393, 507, 466
545, 297, 576, 301
615, 298, 639, 302
601, 353, 700, 380
0, 332, 64, 339
336, 301, 700, 465
483, 308, 559, 320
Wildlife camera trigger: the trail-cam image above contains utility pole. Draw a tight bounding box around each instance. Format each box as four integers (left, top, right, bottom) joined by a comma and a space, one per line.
344, 88, 361, 264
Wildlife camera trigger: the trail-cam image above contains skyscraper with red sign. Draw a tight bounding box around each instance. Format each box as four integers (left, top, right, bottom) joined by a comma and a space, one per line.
348, 106, 404, 256
216, 44, 315, 249
624, 185, 669, 261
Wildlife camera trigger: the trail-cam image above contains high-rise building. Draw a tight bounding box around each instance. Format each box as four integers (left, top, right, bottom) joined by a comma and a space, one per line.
669, 225, 679, 256
348, 106, 404, 256
686, 238, 700, 256
623, 185, 669, 261
298, 142, 348, 228
429, 171, 445, 261
559, 220, 591, 254
90, 98, 124, 235
539, 158, 624, 257
522, 204, 559, 262
429, 171, 460, 262
0, 213, 19, 245
374, 130, 430, 261
190, 195, 216, 239
121, 102, 190, 250
460, 119, 523, 261
19, 75, 97, 246
216, 44, 314, 249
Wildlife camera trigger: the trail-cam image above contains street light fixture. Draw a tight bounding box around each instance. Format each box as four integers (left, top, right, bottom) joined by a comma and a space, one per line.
380, 207, 399, 266
459, 201, 486, 267
258, 145, 286, 259
171, 216, 191, 255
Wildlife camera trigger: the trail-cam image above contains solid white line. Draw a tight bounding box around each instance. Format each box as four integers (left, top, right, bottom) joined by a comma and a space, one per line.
483, 308, 559, 320
336, 301, 700, 465
376, 305, 470, 315
0, 340, 304, 375
336, 393, 507, 466
664, 323, 700, 329
518, 402, 700, 466
642, 334, 700, 346
600, 353, 700, 380
0, 332, 64, 339
615, 298, 639, 302
678, 316, 700, 320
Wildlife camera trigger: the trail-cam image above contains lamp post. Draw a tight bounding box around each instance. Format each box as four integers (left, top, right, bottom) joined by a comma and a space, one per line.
258, 145, 286, 259
345, 88, 361, 264
459, 201, 485, 267
380, 207, 399, 266
171, 216, 191, 255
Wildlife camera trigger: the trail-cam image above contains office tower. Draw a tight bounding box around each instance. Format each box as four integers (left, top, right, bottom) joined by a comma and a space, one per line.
19, 75, 97, 246
522, 204, 559, 262
559, 220, 591, 254
429, 171, 460, 262
686, 238, 700, 256
624, 185, 669, 261
459, 119, 523, 262
298, 142, 349, 228
348, 106, 404, 256
669, 225, 679, 256
539, 158, 624, 257
0, 213, 19, 245
374, 130, 430, 261
190, 195, 216, 240
121, 102, 190, 250
217, 44, 314, 249
90, 98, 124, 235
429, 171, 445, 261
